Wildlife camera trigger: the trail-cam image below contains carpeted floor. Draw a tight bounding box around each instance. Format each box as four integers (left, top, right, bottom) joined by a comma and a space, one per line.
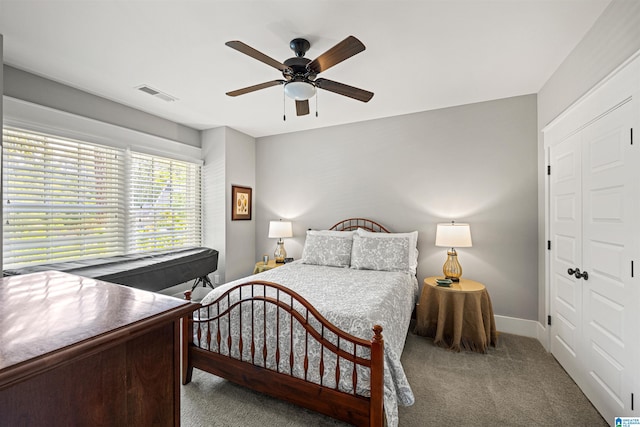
181, 330, 607, 426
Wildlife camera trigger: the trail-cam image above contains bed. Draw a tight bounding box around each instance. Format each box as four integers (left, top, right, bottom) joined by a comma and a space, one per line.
182, 218, 418, 426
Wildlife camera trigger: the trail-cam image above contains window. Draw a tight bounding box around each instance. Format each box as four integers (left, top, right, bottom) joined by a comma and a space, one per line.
128, 151, 202, 253
2, 127, 202, 269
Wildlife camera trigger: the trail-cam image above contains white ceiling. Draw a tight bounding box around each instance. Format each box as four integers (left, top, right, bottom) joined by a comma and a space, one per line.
0, 0, 611, 138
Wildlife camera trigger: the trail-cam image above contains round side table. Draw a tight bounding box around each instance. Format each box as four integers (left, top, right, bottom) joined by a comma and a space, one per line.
414, 276, 497, 352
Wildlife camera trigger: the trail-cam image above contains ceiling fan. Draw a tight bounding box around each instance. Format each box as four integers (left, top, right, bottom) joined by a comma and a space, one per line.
225, 36, 374, 117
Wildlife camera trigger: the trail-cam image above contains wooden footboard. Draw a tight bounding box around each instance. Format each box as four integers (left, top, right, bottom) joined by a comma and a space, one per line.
182, 280, 384, 427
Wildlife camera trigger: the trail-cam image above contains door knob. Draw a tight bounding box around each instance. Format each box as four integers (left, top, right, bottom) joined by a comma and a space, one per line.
567, 267, 588, 280
572, 268, 582, 279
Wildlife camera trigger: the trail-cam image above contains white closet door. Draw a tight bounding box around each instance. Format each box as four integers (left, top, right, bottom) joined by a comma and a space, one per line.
549, 132, 583, 382
580, 100, 635, 420
550, 100, 636, 421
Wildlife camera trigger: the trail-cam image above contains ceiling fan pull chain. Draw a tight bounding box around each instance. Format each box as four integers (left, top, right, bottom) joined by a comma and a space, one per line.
315, 90, 319, 117
283, 89, 286, 121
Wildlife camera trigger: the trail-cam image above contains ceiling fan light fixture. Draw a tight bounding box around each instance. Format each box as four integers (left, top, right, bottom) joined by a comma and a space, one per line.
284, 81, 316, 101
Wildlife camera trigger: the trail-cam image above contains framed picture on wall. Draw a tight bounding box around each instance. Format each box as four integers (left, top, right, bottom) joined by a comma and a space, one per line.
231, 185, 252, 220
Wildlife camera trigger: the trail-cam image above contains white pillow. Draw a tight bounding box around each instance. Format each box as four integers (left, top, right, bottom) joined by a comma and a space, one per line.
350, 234, 410, 272
356, 228, 418, 275
301, 232, 353, 268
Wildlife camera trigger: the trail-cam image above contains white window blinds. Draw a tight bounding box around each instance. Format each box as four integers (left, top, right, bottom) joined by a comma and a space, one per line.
128, 152, 202, 253
2, 127, 202, 269
3, 128, 125, 268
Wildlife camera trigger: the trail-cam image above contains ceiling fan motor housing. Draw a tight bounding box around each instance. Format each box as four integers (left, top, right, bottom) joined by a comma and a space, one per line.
283, 56, 314, 80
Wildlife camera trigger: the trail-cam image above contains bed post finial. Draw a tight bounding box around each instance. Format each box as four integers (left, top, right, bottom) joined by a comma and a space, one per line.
372, 324, 383, 343
184, 290, 192, 301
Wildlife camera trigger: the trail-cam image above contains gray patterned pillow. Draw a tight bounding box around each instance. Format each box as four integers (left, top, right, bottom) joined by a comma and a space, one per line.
301, 234, 353, 267
350, 234, 410, 272
357, 229, 418, 275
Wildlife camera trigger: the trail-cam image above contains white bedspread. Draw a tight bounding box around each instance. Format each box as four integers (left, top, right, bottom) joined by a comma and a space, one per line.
198, 261, 417, 426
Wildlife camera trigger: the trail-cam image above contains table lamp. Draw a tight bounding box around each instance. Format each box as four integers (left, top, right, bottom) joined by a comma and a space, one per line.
268, 220, 293, 263
435, 221, 472, 281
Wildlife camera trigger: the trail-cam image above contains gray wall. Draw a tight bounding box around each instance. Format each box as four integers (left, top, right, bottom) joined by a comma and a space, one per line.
201, 126, 256, 296
536, 0, 640, 323
3, 65, 200, 147
224, 128, 256, 281
256, 94, 538, 320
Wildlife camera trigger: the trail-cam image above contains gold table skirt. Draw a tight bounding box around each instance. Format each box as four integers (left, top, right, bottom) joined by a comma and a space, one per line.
414, 278, 497, 353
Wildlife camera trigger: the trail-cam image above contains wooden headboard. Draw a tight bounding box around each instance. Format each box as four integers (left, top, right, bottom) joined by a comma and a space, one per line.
329, 218, 390, 233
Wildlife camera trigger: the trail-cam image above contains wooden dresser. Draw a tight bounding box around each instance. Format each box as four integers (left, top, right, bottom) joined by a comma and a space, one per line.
0, 271, 197, 426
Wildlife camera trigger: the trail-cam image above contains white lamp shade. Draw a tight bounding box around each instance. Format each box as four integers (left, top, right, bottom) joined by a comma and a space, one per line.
284, 81, 316, 100
268, 220, 293, 239
435, 223, 472, 248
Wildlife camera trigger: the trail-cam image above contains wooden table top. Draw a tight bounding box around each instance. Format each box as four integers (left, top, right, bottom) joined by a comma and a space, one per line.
0, 271, 196, 379
424, 276, 485, 292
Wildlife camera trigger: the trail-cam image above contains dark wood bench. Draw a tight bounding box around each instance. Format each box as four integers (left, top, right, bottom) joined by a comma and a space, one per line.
3, 247, 218, 293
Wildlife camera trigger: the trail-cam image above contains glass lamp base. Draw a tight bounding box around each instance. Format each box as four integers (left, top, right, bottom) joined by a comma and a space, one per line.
274, 240, 287, 264
442, 249, 462, 281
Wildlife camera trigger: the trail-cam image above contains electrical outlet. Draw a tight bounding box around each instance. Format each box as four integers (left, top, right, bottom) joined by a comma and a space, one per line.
214, 274, 220, 285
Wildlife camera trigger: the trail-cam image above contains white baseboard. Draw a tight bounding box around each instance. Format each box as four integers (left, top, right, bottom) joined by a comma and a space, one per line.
495, 315, 549, 351
536, 322, 550, 351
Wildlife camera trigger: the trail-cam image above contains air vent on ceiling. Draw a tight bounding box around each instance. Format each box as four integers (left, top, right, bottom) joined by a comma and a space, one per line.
135, 84, 178, 102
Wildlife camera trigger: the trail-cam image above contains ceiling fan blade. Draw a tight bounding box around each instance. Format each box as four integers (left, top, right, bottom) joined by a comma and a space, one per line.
295, 100, 310, 116
226, 80, 285, 97
306, 36, 366, 74
315, 78, 374, 103
226, 41, 291, 72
